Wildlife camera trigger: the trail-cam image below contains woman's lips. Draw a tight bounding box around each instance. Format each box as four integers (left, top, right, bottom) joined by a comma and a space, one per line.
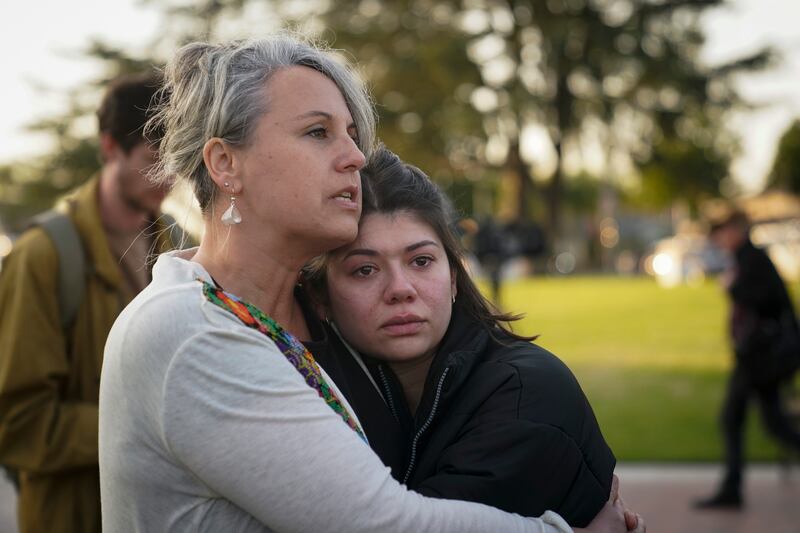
331, 187, 359, 210
332, 196, 359, 210
381, 316, 425, 336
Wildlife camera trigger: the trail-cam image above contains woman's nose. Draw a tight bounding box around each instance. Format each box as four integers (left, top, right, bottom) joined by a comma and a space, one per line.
336, 136, 366, 173
385, 271, 416, 303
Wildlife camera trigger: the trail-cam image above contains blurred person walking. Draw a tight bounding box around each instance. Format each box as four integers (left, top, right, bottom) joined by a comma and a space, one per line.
0, 72, 177, 533
694, 209, 800, 510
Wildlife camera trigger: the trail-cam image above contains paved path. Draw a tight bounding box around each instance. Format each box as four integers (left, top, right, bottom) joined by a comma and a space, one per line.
0, 463, 796, 532
615, 463, 800, 533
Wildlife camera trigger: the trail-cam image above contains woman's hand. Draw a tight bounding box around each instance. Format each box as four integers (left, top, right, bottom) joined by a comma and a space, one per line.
574, 475, 645, 533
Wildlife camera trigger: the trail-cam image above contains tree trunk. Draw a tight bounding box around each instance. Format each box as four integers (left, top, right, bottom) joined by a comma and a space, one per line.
547, 69, 573, 246
507, 139, 534, 221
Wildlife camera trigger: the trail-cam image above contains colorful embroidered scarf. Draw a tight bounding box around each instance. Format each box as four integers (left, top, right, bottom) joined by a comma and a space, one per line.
200, 280, 367, 443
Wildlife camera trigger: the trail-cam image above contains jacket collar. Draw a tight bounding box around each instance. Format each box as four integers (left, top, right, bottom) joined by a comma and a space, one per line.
59, 176, 174, 288
363, 306, 500, 428
411, 306, 492, 421
58, 177, 121, 287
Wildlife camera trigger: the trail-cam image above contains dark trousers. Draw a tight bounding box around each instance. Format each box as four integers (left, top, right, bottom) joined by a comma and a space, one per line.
721, 365, 800, 494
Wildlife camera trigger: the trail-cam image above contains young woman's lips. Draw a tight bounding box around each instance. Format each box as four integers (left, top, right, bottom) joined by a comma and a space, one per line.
381, 316, 425, 336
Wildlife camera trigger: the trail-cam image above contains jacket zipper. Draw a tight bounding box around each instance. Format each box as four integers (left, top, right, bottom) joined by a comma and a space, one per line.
402, 367, 450, 485
377, 365, 400, 423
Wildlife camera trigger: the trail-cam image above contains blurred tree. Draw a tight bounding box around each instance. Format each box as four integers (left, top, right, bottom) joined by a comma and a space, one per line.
0, 0, 774, 240
453, 0, 772, 242
311, 0, 774, 245
636, 134, 729, 211
314, 0, 491, 215
0, 43, 159, 230
0, 0, 278, 230
767, 119, 800, 194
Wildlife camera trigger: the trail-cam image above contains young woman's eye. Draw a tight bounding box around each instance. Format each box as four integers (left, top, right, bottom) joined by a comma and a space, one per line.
353, 265, 376, 277
412, 256, 433, 268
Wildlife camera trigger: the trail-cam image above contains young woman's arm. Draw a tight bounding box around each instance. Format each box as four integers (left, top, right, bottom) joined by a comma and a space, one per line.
413, 418, 607, 526
408, 352, 615, 527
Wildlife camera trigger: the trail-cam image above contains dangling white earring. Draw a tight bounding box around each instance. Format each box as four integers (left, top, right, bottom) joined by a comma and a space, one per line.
221, 185, 242, 225
452, 294, 456, 304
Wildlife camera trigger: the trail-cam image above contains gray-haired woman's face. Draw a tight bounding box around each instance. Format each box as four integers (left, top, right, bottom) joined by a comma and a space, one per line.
231, 66, 366, 252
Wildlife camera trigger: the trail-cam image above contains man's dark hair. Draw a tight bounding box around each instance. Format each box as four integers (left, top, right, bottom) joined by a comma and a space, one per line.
97, 71, 163, 153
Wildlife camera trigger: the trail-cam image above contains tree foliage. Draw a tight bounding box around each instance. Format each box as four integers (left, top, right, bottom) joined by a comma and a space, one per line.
315, 0, 773, 241
636, 134, 729, 210
768, 119, 800, 194
0, 0, 776, 239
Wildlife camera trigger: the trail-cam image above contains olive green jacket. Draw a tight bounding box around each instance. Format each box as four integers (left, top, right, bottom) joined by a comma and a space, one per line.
0, 177, 179, 533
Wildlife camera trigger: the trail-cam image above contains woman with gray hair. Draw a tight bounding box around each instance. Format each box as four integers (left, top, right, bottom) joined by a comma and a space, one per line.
98, 35, 627, 533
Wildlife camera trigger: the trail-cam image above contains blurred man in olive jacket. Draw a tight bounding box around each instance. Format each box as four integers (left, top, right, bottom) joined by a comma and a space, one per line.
0, 72, 176, 533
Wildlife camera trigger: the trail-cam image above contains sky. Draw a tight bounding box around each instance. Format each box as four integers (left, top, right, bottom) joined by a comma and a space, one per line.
2, 0, 799, 194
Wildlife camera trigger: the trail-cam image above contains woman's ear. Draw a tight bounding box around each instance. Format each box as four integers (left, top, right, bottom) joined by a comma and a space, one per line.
450, 268, 458, 300
99, 132, 121, 164
203, 137, 241, 193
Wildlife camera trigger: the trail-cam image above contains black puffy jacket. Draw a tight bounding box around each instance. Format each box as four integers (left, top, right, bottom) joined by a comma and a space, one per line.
314, 304, 616, 527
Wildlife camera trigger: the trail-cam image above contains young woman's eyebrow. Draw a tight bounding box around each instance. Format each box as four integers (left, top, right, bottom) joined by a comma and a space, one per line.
406, 240, 439, 252
342, 248, 378, 260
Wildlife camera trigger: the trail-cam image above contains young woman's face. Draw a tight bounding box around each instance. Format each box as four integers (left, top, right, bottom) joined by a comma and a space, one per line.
325, 212, 456, 363
236, 65, 366, 252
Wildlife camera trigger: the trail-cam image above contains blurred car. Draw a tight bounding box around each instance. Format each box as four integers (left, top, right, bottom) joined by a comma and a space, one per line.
645, 234, 728, 288
750, 218, 800, 282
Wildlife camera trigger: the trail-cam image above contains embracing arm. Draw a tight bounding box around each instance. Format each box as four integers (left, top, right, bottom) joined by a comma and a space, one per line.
161, 328, 572, 533
414, 416, 609, 527
411, 354, 614, 527
0, 230, 98, 473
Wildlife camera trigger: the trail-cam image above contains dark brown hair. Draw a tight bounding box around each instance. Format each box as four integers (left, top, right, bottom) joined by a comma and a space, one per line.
304, 146, 535, 342
97, 71, 163, 153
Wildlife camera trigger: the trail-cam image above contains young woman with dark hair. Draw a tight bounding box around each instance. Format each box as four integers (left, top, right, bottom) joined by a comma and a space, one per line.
305, 146, 633, 530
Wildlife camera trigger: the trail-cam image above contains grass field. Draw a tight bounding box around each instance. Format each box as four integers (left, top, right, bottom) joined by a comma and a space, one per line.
486, 276, 800, 462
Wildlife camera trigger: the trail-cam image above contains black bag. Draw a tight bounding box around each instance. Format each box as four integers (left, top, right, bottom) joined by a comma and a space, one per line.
741, 312, 800, 387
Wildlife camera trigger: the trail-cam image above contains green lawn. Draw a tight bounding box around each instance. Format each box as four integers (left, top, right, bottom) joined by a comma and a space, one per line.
485, 276, 799, 462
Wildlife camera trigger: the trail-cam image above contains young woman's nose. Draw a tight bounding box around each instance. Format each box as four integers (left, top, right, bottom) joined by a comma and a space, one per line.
335, 135, 366, 173
384, 270, 416, 303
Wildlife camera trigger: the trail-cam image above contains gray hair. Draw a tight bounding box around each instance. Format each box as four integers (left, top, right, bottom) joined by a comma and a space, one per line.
147, 35, 376, 212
